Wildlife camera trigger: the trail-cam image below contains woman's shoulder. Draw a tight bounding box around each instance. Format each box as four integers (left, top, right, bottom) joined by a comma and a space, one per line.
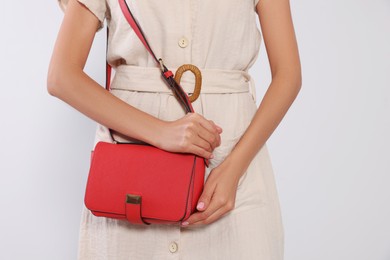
57, 0, 110, 32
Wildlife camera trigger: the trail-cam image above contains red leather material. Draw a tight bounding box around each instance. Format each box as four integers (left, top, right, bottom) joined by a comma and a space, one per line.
85, 142, 206, 225
164, 70, 173, 78
126, 200, 143, 224
125, 194, 150, 225
106, 62, 112, 91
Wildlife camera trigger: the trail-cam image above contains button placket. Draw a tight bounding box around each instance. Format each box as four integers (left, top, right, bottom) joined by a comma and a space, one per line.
169, 241, 179, 253
176, 0, 192, 63
178, 37, 189, 48
165, 223, 181, 257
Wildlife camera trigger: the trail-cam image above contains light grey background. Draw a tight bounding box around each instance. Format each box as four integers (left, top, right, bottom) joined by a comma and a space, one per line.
0, 0, 389, 259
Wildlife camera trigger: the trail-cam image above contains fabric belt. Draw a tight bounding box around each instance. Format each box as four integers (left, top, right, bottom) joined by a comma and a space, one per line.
110, 65, 257, 102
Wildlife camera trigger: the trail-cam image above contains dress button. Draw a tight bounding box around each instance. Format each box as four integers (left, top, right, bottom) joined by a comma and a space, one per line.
178, 36, 189, 48
169, 241, 178, 253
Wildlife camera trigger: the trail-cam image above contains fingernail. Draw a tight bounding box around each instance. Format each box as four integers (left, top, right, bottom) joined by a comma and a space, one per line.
197, 202, 204, 210
210, 154, 214, 159
181, 221, 189, 226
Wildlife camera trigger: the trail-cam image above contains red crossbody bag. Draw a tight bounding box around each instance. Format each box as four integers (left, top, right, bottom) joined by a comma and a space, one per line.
84, 0, 209, 225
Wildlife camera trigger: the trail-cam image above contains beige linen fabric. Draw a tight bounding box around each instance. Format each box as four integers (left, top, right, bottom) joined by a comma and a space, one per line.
58, 0, 284, 259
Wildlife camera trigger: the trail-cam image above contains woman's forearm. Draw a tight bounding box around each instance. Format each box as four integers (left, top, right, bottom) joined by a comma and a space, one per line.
47, 66, 164, 146
48, 0, 222, 158
223, 75, 302, 177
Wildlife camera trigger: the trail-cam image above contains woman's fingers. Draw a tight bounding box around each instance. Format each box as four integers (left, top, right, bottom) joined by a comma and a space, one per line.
158, 112, 223, 158
195, 123, 219, 151
187, 205, 230, 227
190, 143, 214, 159
191, 113, 222, 149
192, 134, 212, 152
180, 162, 239, 227
209, 120, 223, 135
181, 186, 233, 227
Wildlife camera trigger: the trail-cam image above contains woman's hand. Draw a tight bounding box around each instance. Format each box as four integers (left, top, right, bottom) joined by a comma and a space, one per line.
180, 159, 243, 227
157, 112, 223, 159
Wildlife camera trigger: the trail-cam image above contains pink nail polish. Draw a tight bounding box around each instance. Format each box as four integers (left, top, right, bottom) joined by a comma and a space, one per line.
197, 202, 204, 210
181, 221, 189, 226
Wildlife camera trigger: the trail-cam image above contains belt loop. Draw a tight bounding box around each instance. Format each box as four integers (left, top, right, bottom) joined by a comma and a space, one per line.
248, 75, 257, 103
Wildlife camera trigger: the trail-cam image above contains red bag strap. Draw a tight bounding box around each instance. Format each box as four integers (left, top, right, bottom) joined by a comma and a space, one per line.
104, 0, 195, 114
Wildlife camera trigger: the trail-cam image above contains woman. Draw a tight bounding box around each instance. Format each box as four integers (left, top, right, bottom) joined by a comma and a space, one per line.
48, 0, 301, 259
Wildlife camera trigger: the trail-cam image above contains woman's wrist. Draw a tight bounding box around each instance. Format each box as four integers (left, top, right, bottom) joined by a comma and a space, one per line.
222, 138, 264, 180
139, 117, 167, 148
220, 153, 249, 181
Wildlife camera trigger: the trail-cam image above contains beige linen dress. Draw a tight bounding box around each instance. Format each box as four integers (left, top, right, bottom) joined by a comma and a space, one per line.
58, 0, 284, 259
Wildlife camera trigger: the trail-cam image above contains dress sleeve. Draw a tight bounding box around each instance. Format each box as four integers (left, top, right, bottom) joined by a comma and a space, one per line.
57, 0, 107, 32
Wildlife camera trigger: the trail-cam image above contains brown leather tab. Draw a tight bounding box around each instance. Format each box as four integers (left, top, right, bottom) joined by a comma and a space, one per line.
125, 194, 150, 225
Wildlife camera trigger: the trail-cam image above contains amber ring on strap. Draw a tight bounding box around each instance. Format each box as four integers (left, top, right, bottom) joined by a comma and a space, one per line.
174, 64, 202, 103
